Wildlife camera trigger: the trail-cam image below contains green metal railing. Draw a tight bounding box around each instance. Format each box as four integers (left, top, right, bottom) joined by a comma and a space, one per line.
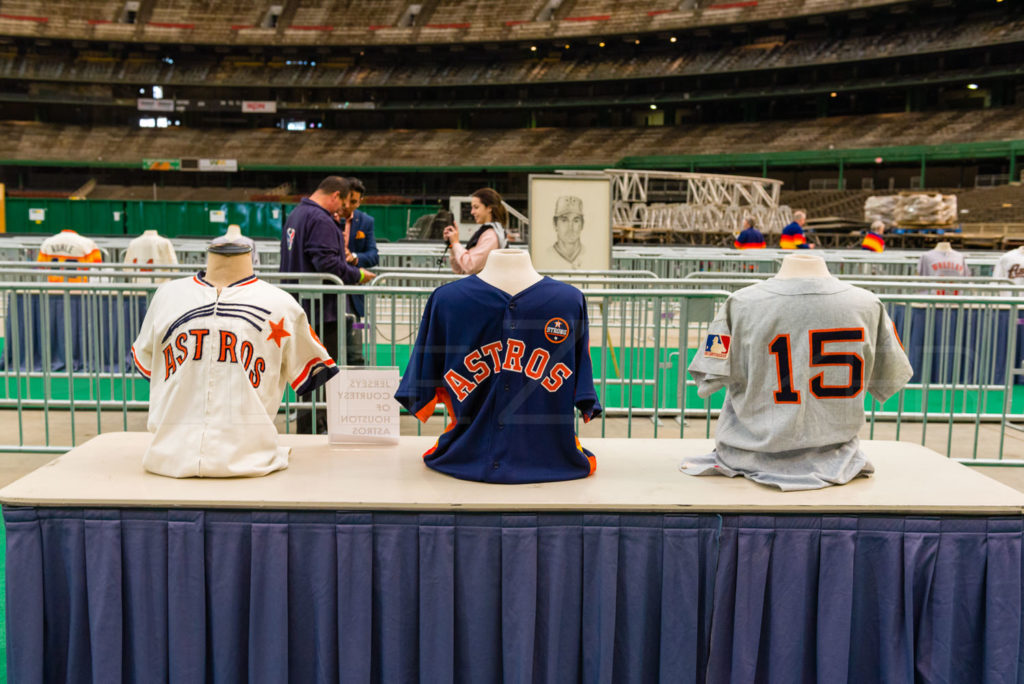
2, 263, 1022, 463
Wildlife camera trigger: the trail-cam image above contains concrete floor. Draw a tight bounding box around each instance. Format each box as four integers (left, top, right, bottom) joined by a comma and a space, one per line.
2, 407, 1024, 493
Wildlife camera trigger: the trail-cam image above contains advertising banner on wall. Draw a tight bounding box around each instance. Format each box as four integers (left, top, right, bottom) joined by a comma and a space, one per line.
242, 100, 277, 113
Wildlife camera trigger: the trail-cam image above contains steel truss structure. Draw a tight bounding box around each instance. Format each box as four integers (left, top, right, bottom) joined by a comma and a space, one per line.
558, 168, 793, 240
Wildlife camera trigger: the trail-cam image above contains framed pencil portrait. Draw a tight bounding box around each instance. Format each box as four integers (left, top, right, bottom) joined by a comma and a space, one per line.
528, 174, 612, 271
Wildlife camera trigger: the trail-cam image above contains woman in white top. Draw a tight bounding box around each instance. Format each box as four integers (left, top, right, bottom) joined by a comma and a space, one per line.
443, 187, 509, 274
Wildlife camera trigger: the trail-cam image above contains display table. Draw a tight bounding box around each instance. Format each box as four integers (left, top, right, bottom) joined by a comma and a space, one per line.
3, 434, 1023, 683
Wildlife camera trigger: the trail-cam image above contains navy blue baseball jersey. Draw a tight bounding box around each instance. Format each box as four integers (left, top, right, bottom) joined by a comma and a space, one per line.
394, 275, 601, 484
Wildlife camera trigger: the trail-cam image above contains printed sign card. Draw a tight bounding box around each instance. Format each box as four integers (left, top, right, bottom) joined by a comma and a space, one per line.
326, 366, 401, 446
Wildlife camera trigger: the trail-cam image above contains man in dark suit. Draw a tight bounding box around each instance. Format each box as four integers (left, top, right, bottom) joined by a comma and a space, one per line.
334, 177, 379, 365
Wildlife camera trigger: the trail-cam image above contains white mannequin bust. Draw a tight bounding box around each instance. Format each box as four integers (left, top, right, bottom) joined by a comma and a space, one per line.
935, 241, 952, 252
224, 224, 243, 240
774, 253, 832, 279
477, 249, 543, 295
142, 229, 159, 237
204, 251, 253, 292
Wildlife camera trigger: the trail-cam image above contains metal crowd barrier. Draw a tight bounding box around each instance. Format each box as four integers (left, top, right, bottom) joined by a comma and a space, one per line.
1, 269, 1023, 464
1, 234, 1006, 278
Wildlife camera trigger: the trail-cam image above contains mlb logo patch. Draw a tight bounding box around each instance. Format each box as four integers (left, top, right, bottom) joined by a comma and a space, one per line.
703, 334, 730, 359
286, 227, 296, 250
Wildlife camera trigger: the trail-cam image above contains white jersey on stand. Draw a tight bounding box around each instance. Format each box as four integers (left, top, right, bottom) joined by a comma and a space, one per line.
131, 272, 338, 477
124, 232, 178, 283
993, 249, 1024, 297
686, 277, 912, 490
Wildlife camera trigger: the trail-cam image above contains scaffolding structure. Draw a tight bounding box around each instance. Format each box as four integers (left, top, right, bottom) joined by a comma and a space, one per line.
558, 168, 793, 240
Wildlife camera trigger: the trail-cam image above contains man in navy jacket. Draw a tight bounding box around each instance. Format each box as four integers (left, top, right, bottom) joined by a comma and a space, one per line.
280, 175, 374, 433
334, 177, 379, 366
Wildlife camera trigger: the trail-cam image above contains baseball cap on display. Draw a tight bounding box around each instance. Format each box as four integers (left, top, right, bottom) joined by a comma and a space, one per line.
208, 224, 253, 255
554, 196, 583, 217
208, 241, 252, 255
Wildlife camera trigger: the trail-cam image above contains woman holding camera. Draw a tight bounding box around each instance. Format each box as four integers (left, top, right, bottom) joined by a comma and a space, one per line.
443, 187, 509, 275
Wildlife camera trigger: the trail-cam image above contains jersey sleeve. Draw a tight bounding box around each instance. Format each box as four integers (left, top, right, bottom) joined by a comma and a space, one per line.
993, 257, 1007, 279
686, 299, 734, 398
917, 255, 927, 276
394, 291, 446, 421
284, 306, 340, 395
573, 295, 602, 422
867, 304, 913, 404
130, 287, 162, 381
161, 238, 179, 265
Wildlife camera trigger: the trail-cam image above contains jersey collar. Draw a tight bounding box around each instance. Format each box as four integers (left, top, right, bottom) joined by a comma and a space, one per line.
759, 277, 849, 296
468, 274, 551, 300
194, 271, 258, 288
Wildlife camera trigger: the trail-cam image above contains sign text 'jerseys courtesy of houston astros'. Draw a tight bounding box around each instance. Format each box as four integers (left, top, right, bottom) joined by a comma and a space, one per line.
395, 276, 601, 484
132, 272, 338, 477
686, 277, 912, 490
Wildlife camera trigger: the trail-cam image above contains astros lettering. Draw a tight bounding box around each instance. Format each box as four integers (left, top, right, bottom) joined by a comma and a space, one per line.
161, 327, 266, 388
443, 337, 573, 401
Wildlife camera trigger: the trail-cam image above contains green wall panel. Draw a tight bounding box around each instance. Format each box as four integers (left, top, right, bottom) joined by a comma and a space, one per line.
4, 199, 435, 241
5, 198, 124, 235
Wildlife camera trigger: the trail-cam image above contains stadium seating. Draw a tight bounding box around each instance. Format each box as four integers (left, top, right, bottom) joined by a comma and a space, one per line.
1, 15, 1020, 92
0, 0, 918, 44
0, 108, 1020, 171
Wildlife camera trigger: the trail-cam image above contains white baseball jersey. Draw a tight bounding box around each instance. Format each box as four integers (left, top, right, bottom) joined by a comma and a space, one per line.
37, 229, 102, 282
993, 249, 1024, 297
124, 231, 178, 283
131, 272, 338, 477
686, 277, 913, 490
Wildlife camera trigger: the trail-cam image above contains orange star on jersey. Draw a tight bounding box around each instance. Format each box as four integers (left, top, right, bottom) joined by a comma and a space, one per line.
266, 317, 291, 347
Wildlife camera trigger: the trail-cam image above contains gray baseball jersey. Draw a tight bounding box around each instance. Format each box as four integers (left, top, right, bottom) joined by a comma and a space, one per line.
917, 248, 968, 277
685, 277, 912, 490
131, 272, 338, 477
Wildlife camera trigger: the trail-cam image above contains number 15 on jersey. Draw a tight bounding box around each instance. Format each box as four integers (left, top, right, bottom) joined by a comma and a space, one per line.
769, 328, 865, 404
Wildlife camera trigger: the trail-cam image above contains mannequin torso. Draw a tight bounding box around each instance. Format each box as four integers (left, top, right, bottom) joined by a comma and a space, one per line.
935, 241, 952, 252
476, 249, 543, 295
203, 252, 254, 292
773, 253, 832, 279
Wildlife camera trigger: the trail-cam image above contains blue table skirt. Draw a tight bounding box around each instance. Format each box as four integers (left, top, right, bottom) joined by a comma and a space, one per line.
1, 293, 147, 373
889, 304, 1024, 386
4, 508, 1022, 684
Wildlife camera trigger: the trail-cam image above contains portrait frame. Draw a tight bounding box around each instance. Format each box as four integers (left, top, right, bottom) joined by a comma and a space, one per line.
528, 174, 612, 271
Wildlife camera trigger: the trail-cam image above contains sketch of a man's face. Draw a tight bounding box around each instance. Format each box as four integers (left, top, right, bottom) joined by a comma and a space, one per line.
553, 195, 584, 246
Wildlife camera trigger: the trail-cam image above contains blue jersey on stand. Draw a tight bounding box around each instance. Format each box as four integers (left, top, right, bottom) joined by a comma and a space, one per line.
395, 275, 601, 484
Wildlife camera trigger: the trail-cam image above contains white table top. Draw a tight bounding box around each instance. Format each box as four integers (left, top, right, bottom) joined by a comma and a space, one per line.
1, 433, 1022, 514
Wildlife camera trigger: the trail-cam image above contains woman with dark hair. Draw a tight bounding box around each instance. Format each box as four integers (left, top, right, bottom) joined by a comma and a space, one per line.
443, 187, 509, 274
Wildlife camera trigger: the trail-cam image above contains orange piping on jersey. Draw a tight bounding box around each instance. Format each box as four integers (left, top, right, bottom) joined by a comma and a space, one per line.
290, 356, 335, 390
422, 388, 457, 458
414, 390, 440, 422
734, 241, 766, 249
131, 346, 151, 378
575, 435, 596, 475
891, 321, 904, 350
